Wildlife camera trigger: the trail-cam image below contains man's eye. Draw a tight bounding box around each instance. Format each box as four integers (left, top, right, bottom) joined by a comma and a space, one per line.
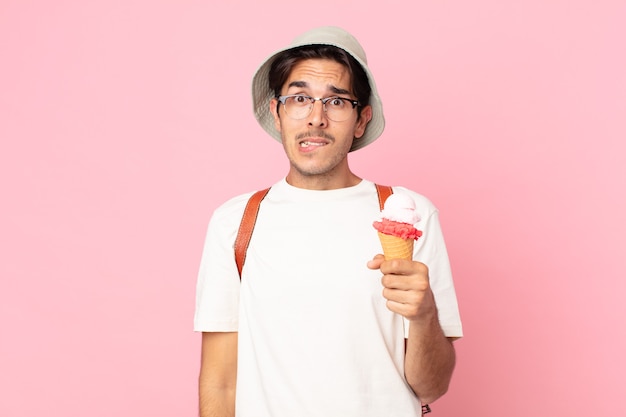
294, 96, 308, 103
330, 98, 344, 107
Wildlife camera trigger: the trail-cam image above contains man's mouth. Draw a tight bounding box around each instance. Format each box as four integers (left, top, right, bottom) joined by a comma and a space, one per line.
299, 140, 327, 148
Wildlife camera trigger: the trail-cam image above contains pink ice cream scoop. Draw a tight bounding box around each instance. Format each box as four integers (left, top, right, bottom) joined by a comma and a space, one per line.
373, 192, 422, 259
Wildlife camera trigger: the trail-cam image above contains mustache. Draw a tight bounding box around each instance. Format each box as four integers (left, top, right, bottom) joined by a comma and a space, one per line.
295, 131, 335, 141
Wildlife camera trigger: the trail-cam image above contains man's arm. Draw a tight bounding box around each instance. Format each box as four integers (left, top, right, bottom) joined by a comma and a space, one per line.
367, 255, 457, 404
404, 308, 456, 404
199, 332, 238, 417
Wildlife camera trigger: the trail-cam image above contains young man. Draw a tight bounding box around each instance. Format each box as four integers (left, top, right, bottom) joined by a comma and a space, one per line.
194, 26, 462, 417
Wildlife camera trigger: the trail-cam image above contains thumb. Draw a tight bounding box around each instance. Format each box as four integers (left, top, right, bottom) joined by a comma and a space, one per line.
367, 254, 385, 270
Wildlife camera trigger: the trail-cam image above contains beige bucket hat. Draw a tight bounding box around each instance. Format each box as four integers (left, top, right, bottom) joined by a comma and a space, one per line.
251, 26, 385, 152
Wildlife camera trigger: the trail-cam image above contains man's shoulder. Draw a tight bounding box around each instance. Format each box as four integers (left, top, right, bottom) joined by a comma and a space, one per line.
211, 190, 259, 221
390, 185, 433, 201
211, 180, 281, 219
387, 185, 439, 214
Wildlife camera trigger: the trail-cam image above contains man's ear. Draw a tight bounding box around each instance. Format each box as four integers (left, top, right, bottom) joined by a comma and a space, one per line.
354, 105, 372, 139
270, 98, 281, 132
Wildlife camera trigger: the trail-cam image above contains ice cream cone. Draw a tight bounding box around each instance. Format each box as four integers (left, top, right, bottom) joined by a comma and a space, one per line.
377, 232, 414, 260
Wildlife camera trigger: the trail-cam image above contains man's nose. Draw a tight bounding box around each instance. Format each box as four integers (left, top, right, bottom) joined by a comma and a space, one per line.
307, 99, 327, 127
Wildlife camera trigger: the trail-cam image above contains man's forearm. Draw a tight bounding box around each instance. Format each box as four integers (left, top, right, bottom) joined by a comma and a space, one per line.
404, 314, 456, 404
199, 384, 235, 417
199, 332, 238, 417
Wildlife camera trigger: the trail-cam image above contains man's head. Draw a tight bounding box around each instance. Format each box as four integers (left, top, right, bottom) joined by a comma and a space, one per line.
268, 45, 371, 121
252, 26, 385, 152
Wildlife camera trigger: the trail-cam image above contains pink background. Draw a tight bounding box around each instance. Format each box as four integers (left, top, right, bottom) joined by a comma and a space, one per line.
2, 1, 625, 416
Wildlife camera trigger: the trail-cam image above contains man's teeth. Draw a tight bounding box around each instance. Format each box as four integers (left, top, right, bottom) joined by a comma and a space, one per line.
300, 141, 325, 147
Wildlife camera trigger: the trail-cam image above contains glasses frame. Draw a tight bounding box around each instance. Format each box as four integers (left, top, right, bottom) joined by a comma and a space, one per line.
276, 94, 360, 121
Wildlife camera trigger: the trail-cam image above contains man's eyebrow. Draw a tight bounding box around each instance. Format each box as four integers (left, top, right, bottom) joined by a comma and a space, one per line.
287, 81, 308, 89
329, 85, 351, 96
286, 81, 352, 96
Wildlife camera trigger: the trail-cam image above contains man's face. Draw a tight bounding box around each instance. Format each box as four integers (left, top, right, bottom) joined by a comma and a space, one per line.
270, 58, 372, 188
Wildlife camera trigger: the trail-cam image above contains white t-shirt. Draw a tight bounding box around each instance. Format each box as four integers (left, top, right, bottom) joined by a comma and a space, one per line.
194, 179, 462, 417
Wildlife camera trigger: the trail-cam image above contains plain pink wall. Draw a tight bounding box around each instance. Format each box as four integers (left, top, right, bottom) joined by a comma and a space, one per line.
1, 1, 625, 416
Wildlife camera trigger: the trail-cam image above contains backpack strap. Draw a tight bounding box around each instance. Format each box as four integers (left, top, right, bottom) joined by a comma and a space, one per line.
234, 187, 270, 278
234, 184, 393, 280
375, 184, 393, 210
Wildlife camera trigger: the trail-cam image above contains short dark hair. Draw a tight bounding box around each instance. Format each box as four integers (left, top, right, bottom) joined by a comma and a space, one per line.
268, 45, 371, 117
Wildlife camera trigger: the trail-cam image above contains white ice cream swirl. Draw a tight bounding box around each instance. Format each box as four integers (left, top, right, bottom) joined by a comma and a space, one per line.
380, 192, 420, 224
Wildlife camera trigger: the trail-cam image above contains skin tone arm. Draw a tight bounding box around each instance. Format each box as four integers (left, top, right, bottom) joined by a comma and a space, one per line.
367, 255, 456, 404
199, 332, 238, 417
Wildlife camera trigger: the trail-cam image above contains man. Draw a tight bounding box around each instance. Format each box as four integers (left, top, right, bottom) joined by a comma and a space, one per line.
194, 26, 462, 417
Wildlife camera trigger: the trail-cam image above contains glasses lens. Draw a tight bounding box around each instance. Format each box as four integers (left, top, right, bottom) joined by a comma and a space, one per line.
325, 98, 351, 122
284, 96, 311, 120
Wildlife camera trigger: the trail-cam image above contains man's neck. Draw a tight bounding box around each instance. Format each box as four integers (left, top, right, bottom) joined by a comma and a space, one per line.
285, 170, 362, 190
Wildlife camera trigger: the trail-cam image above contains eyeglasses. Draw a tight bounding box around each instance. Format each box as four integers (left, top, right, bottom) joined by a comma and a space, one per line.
277, 95, 360, 122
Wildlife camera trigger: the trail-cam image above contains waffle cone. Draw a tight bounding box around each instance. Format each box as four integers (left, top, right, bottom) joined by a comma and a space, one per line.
377, 232, 414, 260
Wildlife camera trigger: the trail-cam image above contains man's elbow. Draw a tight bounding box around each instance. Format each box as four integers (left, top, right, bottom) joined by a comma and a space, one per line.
415, 382, 451, 405
407, 351, 456, 404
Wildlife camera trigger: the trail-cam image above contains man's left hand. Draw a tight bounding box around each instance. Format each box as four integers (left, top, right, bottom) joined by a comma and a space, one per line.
367, 254, 438, 323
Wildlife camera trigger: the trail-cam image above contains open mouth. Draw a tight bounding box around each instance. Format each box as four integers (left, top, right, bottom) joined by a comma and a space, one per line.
299, 140, 327, 148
